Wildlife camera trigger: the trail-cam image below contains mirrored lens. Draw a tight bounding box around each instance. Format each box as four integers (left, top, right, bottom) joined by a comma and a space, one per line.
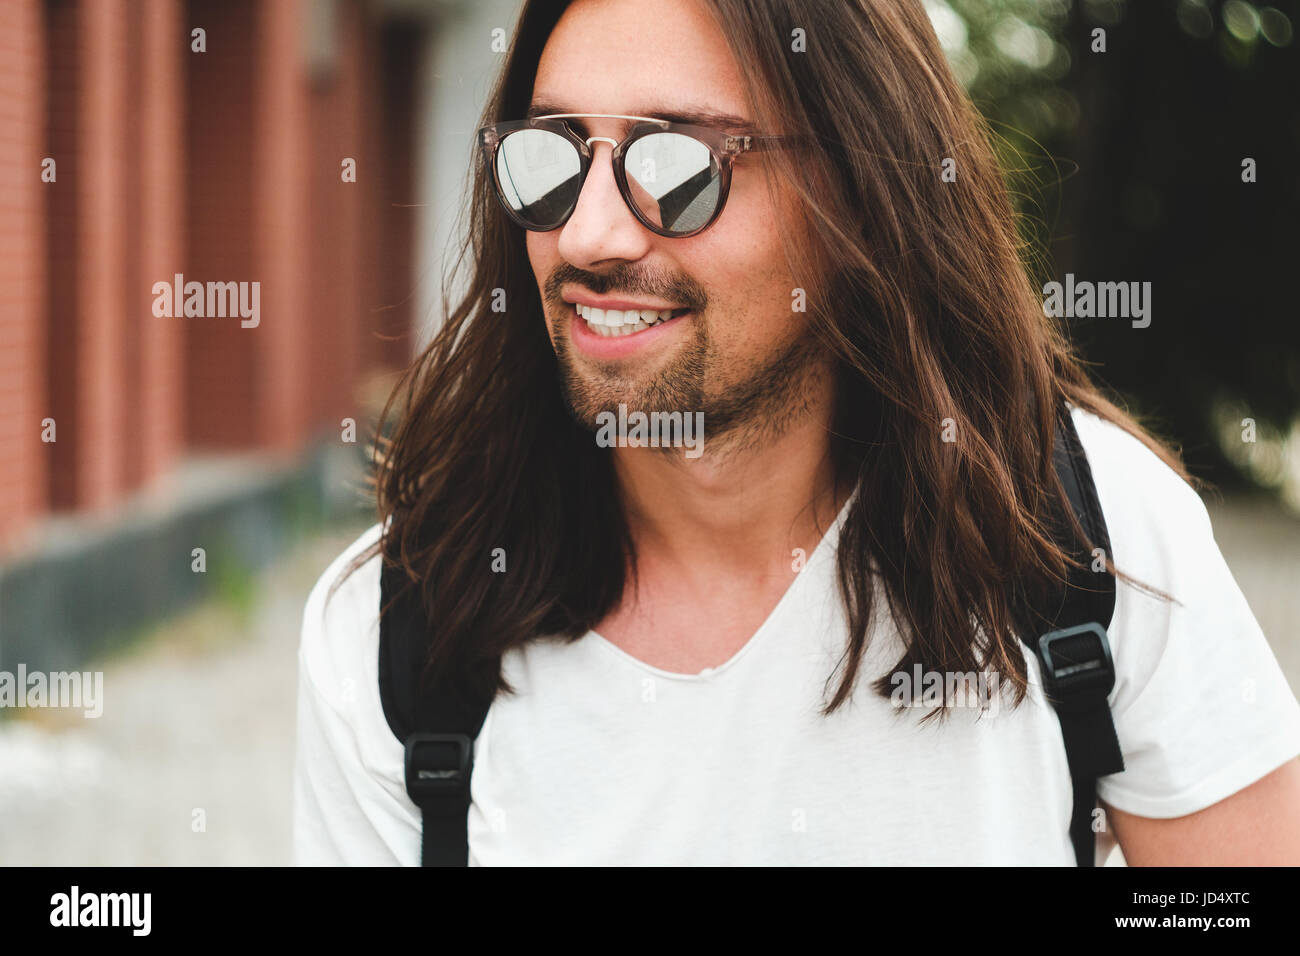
495, 128, 583, 228
623, 132, 721, 235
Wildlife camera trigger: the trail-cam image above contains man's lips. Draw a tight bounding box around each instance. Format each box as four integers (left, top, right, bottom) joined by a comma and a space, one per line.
561, 287, 686, 313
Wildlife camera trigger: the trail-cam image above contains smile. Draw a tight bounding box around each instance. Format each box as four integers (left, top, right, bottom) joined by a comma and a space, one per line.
576, 302, 690, 338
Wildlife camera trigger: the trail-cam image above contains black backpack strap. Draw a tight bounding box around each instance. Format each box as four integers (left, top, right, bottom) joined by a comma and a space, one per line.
378, 556, 492, 867
1021, 406, 1125, 866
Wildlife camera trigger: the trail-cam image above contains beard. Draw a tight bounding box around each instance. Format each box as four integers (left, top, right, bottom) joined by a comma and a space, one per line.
543, 260, 828, 455
552, 306, 828, 457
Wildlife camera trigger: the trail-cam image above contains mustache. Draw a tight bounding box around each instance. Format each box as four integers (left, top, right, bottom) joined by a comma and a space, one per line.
543, 262, 709, 313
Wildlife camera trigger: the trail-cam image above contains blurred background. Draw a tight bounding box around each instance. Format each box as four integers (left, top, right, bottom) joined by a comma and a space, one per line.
0, 0, 1296, 864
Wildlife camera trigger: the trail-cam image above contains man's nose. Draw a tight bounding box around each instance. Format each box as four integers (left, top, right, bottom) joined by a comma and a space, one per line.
556, 141, 653, 269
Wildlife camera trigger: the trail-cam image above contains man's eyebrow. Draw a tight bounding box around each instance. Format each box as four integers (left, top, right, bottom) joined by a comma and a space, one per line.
524, 101, 758, 133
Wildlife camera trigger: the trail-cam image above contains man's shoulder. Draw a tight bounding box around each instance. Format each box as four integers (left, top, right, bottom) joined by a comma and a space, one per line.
1067, 403, 1212, 559
1066, 408, 1300, 819
298, 522, 386, 701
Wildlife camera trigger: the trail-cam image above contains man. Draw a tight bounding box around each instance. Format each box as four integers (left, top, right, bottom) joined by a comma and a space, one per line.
292, 0, 1300, 865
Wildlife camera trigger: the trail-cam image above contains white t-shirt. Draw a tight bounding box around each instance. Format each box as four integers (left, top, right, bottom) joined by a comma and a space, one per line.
292, 406, 1300, 865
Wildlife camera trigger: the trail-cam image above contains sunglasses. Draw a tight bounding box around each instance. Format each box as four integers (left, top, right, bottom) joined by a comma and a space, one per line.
479, 113, 789, 238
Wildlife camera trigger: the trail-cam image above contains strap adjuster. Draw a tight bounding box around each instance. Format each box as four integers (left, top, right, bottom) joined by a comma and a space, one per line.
1037, 622, 1116, 711
404, 733, 474, 810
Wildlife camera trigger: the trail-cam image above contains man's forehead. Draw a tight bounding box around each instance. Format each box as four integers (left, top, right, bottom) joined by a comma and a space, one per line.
530, 0, 750, 129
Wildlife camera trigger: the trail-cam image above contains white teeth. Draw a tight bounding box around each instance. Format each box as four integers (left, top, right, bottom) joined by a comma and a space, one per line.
575, 302, 682, 335
592, 319, 648, 337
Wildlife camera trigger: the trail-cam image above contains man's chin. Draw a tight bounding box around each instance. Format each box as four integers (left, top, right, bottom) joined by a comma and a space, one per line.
561, 386, 688, 433
557, 356, 707, 431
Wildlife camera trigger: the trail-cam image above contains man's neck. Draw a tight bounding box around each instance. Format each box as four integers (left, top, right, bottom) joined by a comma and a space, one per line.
610, 395, 845, 581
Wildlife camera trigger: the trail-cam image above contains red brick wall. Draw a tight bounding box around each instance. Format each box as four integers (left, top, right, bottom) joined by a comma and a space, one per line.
121, 1, 144, 489
1, 0, 421, 554
45, 0, 131, 512
138, 0, 185, 486
44, 0, 80, 512
78, 0, 130, 508
184, 0, 257, 449
255, 0, 310, 454
0, 0, 47, 545
307, 0, 368, 433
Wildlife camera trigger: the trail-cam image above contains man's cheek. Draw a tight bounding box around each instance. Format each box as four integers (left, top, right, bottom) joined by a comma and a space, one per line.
525, 236, 552, 289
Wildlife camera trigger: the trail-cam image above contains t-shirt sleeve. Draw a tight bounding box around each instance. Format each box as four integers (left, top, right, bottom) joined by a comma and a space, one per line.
1071, 408, 1300, 818
292, 644, 385, 865
291, 523, 421, 866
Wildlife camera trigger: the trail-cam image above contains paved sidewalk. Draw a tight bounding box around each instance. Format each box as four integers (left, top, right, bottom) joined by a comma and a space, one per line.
0, 522, 371, 866
0, 498, 1296, 866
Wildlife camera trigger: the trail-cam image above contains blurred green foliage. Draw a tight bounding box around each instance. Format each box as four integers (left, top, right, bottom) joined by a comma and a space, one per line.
927, 0, 1300, 507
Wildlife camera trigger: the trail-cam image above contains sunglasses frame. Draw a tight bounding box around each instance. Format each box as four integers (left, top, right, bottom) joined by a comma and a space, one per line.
478, 113, 788, 238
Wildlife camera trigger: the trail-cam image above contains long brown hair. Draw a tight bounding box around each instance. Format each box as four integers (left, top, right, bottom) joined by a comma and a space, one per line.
344, 0, 1191, 715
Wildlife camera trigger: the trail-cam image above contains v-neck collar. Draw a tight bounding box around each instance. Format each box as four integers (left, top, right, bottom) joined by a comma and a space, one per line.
587, 491, 856, 681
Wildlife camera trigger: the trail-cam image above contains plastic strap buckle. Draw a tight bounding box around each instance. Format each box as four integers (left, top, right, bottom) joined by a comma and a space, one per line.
404, 733, 474, 812
1037, 622, 1116, 712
